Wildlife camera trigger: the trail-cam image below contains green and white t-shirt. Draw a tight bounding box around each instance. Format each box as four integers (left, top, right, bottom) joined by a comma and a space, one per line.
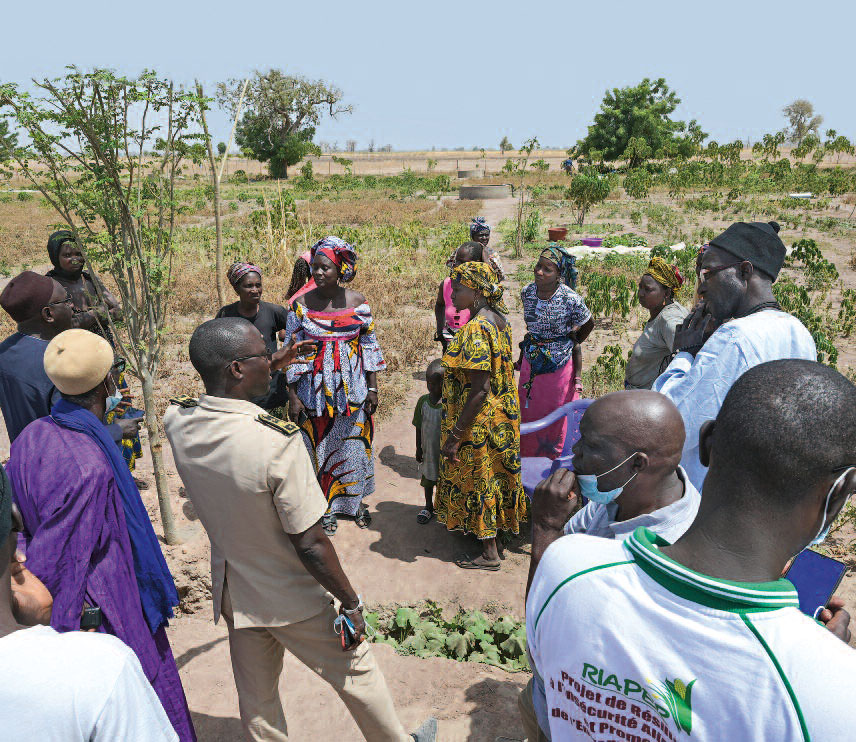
526, 527, 856, 741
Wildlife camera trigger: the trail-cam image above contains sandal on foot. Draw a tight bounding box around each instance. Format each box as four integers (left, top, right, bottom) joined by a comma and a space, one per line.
455, 554, 501, 571
416, 509, 434, 525
355, 506, 372, 529
321, 513, 338, 536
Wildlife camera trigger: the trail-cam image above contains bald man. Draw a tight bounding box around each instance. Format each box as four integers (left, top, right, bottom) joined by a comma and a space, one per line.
522, 390, 699, 742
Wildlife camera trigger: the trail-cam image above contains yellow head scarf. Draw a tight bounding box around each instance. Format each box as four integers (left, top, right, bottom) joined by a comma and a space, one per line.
645, 256, 684, 290
450, 261, 508, 314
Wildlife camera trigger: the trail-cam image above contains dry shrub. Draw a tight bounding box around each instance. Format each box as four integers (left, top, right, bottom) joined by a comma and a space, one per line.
301, 197, 480, 228
0, 196, 66, 268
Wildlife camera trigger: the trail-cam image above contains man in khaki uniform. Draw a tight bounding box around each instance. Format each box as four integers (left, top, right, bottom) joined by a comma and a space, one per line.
164, 318, 436, 742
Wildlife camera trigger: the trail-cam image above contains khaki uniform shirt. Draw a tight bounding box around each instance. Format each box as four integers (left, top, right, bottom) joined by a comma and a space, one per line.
164, 394, 329, 629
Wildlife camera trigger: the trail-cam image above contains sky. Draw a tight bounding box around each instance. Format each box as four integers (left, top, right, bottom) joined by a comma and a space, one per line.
3, 0, 854, 152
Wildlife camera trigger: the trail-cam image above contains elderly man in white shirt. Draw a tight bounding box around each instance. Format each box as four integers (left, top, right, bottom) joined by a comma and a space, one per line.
653, 221, 816, 491
523, 390, 699, 741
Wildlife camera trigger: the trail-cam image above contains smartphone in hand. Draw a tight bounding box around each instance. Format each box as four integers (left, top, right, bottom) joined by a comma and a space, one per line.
785, 549, 847, 619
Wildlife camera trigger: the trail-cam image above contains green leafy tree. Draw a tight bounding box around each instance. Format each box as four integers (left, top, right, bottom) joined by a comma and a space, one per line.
566, 171, 611, 226
0, 118, 17, 162
0, 68, 203, 544
623, 168, 651, 199
218, 69, 350, 178
782, 99, 823, 145
217, 141, 226, 156
499, 136, 513, 154
575, 78, 691, 163
622, 136, 652, 169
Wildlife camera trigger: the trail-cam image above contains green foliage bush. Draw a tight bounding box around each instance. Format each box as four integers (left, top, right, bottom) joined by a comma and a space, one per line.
366, 604, 529, 672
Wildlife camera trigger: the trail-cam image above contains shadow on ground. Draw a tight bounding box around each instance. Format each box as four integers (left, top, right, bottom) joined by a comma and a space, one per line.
367, 499, 485, 565
378, 445, 420, 480
465, 676, 527, 741
175, 636, 227, 671
189, 712, 243, 740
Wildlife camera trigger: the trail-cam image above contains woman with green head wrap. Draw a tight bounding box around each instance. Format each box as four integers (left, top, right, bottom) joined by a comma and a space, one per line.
625, 256, 689, 390
436, 262, 525, 571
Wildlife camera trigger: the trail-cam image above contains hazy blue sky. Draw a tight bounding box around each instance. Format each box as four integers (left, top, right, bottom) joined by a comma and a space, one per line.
4, 0, 853, 151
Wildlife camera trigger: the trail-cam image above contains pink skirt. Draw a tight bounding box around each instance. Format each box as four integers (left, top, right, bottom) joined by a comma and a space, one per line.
518, 356, 579, 458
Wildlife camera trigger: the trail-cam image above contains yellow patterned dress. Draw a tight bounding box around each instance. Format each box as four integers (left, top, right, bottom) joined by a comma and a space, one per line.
436, 315, 526, 539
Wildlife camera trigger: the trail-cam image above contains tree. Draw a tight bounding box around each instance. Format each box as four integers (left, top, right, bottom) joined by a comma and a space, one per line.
0, 118, 17, 162
575, 78, 689, 163
567, 171, 611, 226
623, 168, 651, 199
218, 69, 350, 178
197, 83, 226, 307
499, 136, 513, 154
622, 136, 652, 169
782, 100, 823, 145
1, 68, 202, 544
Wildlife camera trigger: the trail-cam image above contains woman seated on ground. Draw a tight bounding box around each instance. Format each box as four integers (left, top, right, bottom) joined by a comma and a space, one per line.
434, 241, 484, 352
624, 256, 688, 390
469, 217, 505, 280
46, 230, 146, 487
215, 261, 289, 410
518, 245, 593, 459
437, 261, 525, 571
285, 237, 385, 536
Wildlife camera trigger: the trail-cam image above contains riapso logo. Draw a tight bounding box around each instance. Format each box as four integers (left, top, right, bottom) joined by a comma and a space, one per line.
581, 663, 697, 736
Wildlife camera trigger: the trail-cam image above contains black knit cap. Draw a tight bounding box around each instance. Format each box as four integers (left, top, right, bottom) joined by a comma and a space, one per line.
709, 221, 786, 281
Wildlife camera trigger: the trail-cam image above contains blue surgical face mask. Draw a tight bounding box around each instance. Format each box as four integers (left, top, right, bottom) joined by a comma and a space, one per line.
105, 379, 123, 414
577, 452, 640, 505
810, 467, 855, 546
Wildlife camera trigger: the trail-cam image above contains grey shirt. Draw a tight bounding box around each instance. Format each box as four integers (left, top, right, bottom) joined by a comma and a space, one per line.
562, 466, 700, 542
624, 302, 689, 390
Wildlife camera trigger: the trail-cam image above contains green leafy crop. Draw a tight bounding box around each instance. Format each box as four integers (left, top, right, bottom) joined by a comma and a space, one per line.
367, 606, 529, 673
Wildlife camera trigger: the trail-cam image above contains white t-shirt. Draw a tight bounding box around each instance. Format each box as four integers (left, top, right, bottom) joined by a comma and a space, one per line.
527, 528, 856, 741
0, 626, 177, 741
563, 467, 700, 542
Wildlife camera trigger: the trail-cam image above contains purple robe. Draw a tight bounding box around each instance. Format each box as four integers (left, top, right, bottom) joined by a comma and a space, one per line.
7, 418, 195, 742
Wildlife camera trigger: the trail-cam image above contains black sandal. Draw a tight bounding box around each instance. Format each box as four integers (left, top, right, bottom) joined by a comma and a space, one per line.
321, 513, 337, 536
355, 505, 372, 529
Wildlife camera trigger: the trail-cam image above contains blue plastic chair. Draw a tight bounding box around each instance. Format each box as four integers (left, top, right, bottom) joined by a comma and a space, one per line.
520, 399, 592, 497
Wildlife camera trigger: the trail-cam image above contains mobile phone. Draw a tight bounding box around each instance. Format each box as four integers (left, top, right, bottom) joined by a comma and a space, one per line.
785, 549, 847, 619
334, 614, 359, 650
80, 605, 103, 630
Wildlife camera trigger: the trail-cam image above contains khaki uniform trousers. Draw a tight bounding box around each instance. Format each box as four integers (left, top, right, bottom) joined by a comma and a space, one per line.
222, 585, 410, 742
518, 677, 550, 742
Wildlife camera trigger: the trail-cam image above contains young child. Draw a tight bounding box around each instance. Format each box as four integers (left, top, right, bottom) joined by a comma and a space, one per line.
412, 359, 444, 524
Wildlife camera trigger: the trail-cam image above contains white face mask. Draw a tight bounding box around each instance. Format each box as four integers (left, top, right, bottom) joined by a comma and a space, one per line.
104, 378, 123, 414
809, 467, 855, 546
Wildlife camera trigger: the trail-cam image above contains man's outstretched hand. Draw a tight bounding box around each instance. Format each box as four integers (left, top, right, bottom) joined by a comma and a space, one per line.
271, 332, 317, 371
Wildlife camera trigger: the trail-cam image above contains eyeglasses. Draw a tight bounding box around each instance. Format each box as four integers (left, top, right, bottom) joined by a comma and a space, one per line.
698, 261, 744, 282
48, 294, 74, 307
225, 350, 272, 369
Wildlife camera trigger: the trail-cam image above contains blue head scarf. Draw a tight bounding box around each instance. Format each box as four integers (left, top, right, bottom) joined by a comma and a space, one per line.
470, 217, 491, 239
50, 399, 178, 632
540, 245, 578, 289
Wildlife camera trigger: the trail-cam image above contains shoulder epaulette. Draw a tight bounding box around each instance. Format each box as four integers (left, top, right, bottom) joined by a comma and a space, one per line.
257, 413, 300, 436
169, 395, 198, 408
